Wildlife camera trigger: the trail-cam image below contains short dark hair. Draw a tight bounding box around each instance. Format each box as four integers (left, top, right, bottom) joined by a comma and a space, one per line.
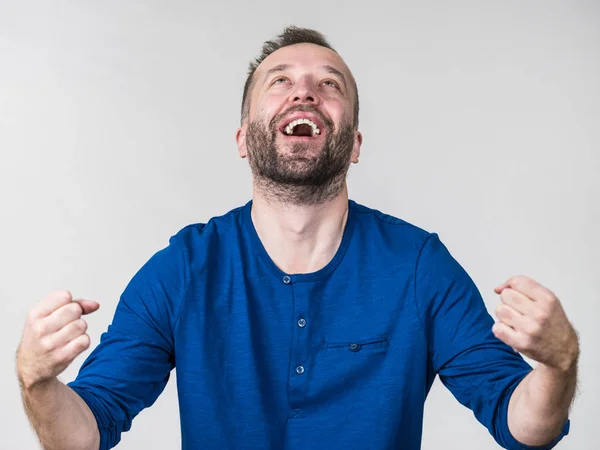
240, 26, 359, 128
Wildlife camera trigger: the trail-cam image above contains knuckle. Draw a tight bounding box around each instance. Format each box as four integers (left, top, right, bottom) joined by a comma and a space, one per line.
32, 320, 47, 337
497, 304, 510, 318
52, 349, 71, 366
63, 302, 82, 318
494, 323, 507, 337
509, 288, 521, 300
543, 293, 556, 304
55, 339, 80, 363
39, 337, 56, 353
509, 275, 523, 285
526, 321, 542, 337
70, 302, 84, 316
501, 289, 516, 303
74, 319, 88, 333
56, 289, 73, 301
522, 334, 535, 350
78, 334, 91, 351
535, 309, 549, 323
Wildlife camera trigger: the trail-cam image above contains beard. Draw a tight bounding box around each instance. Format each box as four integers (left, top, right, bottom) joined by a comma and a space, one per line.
245, 105, 356, 206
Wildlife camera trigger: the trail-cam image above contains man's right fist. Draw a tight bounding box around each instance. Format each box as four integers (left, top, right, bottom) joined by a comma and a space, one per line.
16, 290, 100, 390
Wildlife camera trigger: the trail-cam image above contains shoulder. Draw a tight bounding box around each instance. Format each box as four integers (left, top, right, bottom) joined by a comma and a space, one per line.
350, 200, 435, 256
170, 202, 247, 247
164, 202, 249, 274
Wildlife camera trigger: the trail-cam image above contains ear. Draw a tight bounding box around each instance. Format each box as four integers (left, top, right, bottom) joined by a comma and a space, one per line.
351, 130, 363, 164
236, 124, 248, 158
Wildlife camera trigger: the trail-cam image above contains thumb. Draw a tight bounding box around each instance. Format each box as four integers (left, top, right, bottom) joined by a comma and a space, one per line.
73, 299, 100, 315
494, 282, 508, 294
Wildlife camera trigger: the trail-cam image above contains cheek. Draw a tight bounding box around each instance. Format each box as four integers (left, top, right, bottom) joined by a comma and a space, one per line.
255, 92, 288, 113
324, 98, 351, 123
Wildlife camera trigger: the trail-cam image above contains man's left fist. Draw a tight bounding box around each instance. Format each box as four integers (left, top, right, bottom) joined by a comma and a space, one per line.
492, 275, 579, 373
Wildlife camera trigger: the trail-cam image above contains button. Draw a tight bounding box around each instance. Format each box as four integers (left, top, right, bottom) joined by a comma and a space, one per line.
295, 365, 305, 375
349, 343, 360, 352
282, 275, 291, 284
297, 318, 306, 328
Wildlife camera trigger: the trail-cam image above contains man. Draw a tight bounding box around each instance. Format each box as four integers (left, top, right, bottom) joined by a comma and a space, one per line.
17, 27, 578, 450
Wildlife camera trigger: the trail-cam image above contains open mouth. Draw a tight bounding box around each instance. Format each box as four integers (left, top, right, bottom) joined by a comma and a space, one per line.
281, 118, 321, 138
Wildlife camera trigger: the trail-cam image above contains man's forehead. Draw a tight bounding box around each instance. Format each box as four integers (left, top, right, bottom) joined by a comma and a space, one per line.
256, 43, 352, 80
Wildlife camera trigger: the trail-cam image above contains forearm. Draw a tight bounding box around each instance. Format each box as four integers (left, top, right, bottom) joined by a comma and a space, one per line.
507, 363, 577, 446
20, 377, 100, 450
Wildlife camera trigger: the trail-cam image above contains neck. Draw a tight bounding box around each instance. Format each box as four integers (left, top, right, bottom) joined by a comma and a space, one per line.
250, 184, 350, 274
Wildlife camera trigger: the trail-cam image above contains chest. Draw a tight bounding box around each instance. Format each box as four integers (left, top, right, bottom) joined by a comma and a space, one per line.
175, 270, 427, 399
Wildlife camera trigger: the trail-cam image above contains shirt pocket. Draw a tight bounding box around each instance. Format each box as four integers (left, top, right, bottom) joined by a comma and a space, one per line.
324, 336, 389, 355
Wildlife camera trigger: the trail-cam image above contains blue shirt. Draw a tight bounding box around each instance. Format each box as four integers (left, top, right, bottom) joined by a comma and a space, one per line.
68, 200, 570, 449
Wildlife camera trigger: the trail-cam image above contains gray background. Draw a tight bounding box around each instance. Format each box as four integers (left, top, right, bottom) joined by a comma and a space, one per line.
1, 1, 598, 448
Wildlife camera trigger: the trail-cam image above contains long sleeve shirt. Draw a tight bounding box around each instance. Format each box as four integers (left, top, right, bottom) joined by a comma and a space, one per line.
68, 199, 570, 449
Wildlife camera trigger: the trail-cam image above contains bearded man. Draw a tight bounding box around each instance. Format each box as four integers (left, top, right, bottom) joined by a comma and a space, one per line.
17, 27, 577, 450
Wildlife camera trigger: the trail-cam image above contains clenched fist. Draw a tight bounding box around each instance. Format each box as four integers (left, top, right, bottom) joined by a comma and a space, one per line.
492, 275, 579, 373
16, 290, 100, 390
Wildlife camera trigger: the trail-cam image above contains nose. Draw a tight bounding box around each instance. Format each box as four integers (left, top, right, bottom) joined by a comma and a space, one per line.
289, 78, 320, 106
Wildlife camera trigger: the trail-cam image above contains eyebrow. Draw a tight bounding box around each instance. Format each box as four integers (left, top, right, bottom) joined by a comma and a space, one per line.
262, 63, 348, 90
321, 65, 348, 90
263, 64, 291, 83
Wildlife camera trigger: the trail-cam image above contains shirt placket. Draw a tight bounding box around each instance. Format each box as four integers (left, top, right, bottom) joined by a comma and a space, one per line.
282, 274, 310, 420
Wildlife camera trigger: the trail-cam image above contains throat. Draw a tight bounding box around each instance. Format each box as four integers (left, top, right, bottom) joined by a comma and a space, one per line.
250, 198, 350, 275
265, 235, 344, 274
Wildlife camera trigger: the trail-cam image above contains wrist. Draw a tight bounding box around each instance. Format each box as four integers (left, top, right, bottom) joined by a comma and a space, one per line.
538, 351, 578, 379
19, 373, 59, 395
541, 329, 580, 375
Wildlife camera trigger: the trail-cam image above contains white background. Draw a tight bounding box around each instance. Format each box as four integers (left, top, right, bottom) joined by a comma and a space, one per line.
1, 1, 598, 448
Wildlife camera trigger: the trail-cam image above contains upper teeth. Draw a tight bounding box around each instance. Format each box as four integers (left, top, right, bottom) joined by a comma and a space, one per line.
284, 118, 321, 136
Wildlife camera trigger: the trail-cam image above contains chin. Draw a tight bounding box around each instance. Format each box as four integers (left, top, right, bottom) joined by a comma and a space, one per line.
278, 141, 325, 156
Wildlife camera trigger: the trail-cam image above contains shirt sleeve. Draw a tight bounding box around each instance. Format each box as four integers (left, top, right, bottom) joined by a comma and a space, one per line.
415, 233, 570, 449
67, 233, 188, 450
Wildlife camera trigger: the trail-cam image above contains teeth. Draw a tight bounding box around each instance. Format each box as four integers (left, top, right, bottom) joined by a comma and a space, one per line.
283, 118, 321, 136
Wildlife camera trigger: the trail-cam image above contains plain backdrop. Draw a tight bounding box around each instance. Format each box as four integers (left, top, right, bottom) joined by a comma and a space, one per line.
1, 1, 598, 449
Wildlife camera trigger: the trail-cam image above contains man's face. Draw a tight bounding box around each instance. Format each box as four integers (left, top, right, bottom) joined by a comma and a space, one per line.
236, 43, 362, 195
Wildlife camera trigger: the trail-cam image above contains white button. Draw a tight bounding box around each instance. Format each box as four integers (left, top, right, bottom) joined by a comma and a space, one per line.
283, 275, 291, 284
297, 318, 306, 328
295, 365, 305, 375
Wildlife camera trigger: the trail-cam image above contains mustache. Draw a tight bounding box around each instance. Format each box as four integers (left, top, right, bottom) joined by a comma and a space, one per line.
268, 105, 334, 132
